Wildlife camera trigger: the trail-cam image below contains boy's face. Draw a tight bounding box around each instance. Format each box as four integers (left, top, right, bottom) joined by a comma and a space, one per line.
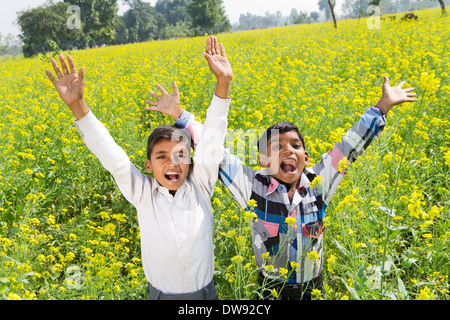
259, 131, 309, 186
145, 139, 191, 191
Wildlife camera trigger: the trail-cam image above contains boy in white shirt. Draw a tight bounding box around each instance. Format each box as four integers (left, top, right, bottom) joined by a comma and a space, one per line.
45, 36, 233, 300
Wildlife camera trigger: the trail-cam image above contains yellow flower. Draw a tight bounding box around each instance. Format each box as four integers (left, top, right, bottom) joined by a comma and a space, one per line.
311, 288, 323, 300
338, 157, 349, 172
419, 71, 440, 94
247, 199, 257, 208
383, 152, 394, 165
285, 217, 296, 226
310, 175, 323, 189
444, 150, 450, 166
327, 254, 336, 273
261, 252, 270, 260
264, 264, 274, 273
231, 255, 244, 263
307, 251, 320, 262
290, 261, 300, 271
279, 267, 288, 278
7, 293, 22, 300
417, 286, 434, 300
270, 288, 278, 299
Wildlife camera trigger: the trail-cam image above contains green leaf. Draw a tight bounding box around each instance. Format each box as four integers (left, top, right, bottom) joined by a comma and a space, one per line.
341, 278, 360, 300
387, 225, 408, 240
401, 258, 418, 269
397, 277, 409, 300
333, 239, 349, 256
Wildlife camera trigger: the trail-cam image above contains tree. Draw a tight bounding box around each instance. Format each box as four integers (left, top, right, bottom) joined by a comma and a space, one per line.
17, 1, 83, 57
341, 0, 369, 18
310, 11, 320, 22
63, 0, 118, 47
292, 11, 310, 24
328, 0, 338, 28
369, 0, 381, 6
436, 0, 446, 15
122, 0, 160, 42
155, 0, 192, 25
0, 33, 22, 56
318, 0, 331, 20
187, 0, 230, 35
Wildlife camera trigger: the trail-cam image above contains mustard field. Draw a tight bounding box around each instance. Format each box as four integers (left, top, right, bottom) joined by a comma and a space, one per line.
0, 8, 449, 300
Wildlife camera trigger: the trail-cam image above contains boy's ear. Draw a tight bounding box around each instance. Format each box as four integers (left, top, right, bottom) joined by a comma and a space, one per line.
258, 154, 270, 168
304, 151, 310, 168
145, 159, 153, 174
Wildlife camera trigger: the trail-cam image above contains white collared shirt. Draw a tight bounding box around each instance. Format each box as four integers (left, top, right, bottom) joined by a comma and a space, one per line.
74, 95, 230, 294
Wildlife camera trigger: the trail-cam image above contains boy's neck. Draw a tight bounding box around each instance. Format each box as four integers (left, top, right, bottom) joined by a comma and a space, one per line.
274, 178, 298, 204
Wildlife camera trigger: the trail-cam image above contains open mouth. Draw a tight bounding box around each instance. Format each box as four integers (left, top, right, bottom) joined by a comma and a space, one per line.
164, 172, 180, 182
280, 159, 298, 174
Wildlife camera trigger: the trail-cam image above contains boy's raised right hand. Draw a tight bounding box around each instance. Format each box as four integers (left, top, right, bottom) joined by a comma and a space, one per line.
46, 54, 89, 120
202, 35, 233, 99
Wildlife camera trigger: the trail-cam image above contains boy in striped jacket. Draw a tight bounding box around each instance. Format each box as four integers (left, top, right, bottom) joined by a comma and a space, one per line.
150, 71, 417, 299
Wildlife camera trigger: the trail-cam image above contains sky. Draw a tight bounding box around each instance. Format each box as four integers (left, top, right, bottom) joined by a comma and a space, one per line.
0, 0, 342, 38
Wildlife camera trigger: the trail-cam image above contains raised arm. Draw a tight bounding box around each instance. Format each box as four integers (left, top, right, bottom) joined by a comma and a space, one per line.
145, 35, 233, 146
46, 55, 89, 120
311, 77, 417, 205
46, 55, 147, 207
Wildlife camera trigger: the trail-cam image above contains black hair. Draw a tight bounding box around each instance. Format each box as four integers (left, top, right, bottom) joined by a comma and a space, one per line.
257, 122, 305, 155
146, 125, 191, 160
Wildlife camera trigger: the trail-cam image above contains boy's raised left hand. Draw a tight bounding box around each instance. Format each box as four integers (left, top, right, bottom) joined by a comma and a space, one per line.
145, 81, 184, 121
375, 76, 417, 114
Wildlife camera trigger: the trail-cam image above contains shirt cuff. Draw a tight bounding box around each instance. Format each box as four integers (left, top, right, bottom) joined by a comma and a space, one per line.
74, 110, 95, 135
368, 106, 387, 122
175, 95, 231, 129
175, 110, 194, 129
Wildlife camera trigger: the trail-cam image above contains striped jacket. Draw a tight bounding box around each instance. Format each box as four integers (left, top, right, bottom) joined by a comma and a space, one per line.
176, 106, 386, 284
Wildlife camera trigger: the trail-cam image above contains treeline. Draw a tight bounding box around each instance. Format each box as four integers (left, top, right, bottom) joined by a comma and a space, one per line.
11, 0, 447, 58
17, 0, 230, 58
232, 10, 320, 31
336, 0, 445, 20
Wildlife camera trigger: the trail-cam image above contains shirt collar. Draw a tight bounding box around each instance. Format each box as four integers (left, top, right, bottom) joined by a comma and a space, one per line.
151, 176, 192, 197
257, 168, 311, 196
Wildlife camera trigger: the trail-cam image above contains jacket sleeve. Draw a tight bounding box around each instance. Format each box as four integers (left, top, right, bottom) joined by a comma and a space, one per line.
312, 106, 387, 205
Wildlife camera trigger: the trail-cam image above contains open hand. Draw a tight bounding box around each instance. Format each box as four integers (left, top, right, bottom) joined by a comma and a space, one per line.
46, 55, 88, 119
202, 35, 233, 82
375, 76, 417, 114
145, 81, 184, 121
202, 36, 232, 99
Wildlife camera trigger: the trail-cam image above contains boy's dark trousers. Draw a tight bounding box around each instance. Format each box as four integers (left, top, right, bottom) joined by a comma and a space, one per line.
256, 272, 324, 300
148, 279, 219, 300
